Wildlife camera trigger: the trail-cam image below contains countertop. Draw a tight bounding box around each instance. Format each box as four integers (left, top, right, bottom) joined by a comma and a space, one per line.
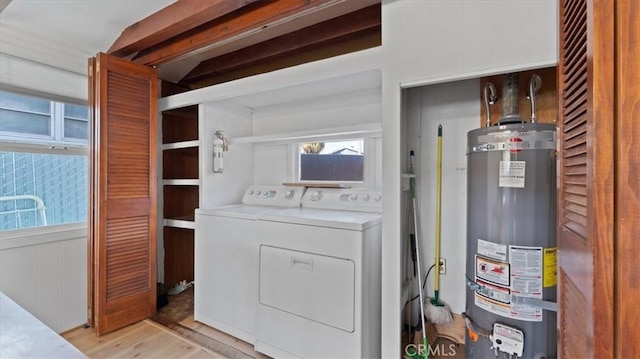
0, 292, 85, 358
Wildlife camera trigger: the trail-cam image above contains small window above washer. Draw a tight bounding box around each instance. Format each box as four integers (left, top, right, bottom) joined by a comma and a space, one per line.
298, 139, 364, 183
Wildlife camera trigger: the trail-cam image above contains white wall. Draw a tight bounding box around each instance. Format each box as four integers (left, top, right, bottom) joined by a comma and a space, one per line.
251, 88, 381, 136
405, 79, 479, 314
387, 0, 557, 86
251, 88, 382, 187
0, 53, 87, 103
199, 102, 254, 208
0, 225, 87, 333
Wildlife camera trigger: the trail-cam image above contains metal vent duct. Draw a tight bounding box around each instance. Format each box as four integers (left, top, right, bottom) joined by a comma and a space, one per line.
498, 73, 524, 125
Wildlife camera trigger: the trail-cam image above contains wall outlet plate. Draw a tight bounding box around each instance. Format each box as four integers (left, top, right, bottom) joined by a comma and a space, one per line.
439, 258, 446, 274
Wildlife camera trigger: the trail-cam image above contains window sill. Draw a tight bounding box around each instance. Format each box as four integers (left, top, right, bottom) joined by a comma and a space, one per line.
0, 223, 87, 250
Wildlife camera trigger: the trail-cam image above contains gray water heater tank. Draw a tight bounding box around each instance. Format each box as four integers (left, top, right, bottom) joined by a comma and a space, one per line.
465, 123, 557, 359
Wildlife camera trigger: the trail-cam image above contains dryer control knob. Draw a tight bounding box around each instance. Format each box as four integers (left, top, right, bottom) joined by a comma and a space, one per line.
249, 190, 254, 195
374, 195, 382, 202
310, 191, 323, 201
362, 195, 370, 201
285, 190, 295, 199
256, 191, 261, 195
350, 194, 358, 200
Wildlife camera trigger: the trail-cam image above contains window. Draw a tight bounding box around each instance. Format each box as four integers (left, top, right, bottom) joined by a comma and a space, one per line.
298, 139, 364, 182
0, 91, 52, 138
0, 91, 88, 146
63, 103, 89, 141
0, 91, 88, 231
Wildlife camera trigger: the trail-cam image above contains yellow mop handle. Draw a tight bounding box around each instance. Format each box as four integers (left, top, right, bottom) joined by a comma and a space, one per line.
435, 125, 443, 293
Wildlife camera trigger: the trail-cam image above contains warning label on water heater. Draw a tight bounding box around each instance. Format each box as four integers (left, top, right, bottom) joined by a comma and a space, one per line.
499, 161, 526, 188
509, 246, 543, 298
473, 246, 545, 322
476, 256, 510, 287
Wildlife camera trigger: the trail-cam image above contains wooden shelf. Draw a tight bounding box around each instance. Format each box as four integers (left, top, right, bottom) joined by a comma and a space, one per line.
163, 217, 195, 229
162, 105, 198, 144
163, 179, 199, 186
164, 186, 198, 220
160, 86, 199, 292
163, 146, 199, 179
163, 227, 194, 289
162, 140, 199, 150
230, 123, 381, 145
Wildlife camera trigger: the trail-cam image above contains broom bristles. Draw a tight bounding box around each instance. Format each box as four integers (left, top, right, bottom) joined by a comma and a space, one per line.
424, 298, 453, 325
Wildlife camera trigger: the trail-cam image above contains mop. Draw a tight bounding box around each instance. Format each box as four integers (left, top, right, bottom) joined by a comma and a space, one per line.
425, 125, 453, 325
405, 150, 429, 359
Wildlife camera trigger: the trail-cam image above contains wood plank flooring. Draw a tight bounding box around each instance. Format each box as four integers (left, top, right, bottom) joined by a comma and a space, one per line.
179, 316, 270, 359
65, 316, 466, 358
63, 320, 223, 358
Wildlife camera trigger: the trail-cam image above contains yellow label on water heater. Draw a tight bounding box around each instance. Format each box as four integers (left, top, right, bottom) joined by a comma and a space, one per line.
543, 247, 557, 287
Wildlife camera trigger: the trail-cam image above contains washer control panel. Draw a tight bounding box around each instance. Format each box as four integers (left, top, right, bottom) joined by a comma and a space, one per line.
242, 185, 305, 207
302, 188, 382, 213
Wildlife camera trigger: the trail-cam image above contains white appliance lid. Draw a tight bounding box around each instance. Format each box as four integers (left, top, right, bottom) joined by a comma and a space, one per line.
196, 205, 286, 220
257, 208, 382, 231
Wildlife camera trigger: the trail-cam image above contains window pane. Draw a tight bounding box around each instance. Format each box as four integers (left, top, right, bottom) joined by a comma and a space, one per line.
299, 140, 364, 182
0, 152, 88, 230
64, 118, 88, 140
64, 103, 88, 119
0, 91, 50, 114
0, 109, 51, 136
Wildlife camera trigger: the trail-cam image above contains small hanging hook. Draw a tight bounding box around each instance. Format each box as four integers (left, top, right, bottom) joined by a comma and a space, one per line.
527, 74, 542, 123
483, 82, 498, 127
214, 130, 228, 151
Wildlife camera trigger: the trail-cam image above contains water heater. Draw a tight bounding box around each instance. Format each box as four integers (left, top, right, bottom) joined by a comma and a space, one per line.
465, 121, 557, 358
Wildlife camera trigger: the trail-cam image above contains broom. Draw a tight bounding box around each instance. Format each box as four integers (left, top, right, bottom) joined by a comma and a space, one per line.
425, 125, 453, 325
405, 150, 429, 359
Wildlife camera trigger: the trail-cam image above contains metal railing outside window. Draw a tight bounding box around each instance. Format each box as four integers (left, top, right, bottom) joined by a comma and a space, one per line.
0, 91, 88, 231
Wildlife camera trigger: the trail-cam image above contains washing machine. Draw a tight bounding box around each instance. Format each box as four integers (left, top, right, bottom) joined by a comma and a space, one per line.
194, 185, 305, 344
254, 188, 382, 358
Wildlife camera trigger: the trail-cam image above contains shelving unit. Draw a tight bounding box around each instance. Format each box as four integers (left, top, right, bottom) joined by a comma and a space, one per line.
157, 49, 383, 288
161, 104, 199, 289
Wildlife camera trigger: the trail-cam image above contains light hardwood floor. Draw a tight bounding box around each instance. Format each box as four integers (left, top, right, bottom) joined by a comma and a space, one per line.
63, 317, 268, 359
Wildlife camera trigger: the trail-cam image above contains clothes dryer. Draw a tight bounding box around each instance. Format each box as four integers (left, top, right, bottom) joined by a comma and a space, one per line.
194, 185, 305, 344
254, 188, 382, 358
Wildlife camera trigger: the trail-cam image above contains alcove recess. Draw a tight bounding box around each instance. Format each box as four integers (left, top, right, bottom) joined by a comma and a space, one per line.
161, 81, 198, 290
480, 66, 558, 126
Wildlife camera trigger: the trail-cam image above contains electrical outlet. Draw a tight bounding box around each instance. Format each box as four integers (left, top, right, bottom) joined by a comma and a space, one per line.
439, 258, 447, 275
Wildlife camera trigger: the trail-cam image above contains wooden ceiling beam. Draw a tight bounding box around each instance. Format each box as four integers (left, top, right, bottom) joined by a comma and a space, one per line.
107, 0, 260, 58
132, 0, 340, 66
181, 5, 381, 84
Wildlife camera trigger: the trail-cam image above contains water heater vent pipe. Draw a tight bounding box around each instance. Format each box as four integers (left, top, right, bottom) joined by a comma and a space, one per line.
498, 73, 524, 125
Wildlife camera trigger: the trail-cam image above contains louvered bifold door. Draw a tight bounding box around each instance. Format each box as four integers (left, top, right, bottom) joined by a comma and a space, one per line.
557, 0, 614, 357
89, 53, 158, 335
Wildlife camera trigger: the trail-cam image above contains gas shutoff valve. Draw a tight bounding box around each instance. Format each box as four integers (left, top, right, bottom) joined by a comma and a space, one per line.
490, 323, 524, 357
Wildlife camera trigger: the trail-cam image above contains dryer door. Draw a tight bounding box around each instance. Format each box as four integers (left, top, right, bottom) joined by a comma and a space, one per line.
259, 245, 355, 332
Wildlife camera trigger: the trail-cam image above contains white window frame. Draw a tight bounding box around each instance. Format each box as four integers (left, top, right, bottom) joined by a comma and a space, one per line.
61, 103, 90, 144
288, 137, 378, 189
0, 92, 89, 236
0, 101, 55, 143
0, 93, 88, 149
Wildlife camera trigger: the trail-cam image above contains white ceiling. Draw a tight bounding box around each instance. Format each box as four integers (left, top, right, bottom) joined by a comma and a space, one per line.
0, 0, 175, 76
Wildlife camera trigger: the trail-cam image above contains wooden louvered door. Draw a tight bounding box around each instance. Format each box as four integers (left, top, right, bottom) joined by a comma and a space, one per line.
557, 0, 615, 357
89, 53, 158, 335
615, 0, 640, 357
